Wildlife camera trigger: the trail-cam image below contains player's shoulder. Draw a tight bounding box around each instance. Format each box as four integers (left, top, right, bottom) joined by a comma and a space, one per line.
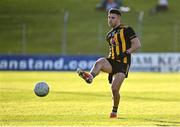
106, 28, 114, 40
121, 25, 136, 36
121, 25, 137, 39
120, 25, 134, 30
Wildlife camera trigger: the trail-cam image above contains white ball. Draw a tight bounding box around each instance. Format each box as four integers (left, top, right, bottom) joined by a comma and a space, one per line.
34, 82, 49, 97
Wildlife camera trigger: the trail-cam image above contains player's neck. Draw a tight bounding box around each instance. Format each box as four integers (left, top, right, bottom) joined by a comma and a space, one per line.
112, 23, 121, 29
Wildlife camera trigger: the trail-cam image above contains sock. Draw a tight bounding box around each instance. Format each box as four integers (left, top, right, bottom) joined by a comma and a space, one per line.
90, 72, 96, 78
112, 106, 118, 114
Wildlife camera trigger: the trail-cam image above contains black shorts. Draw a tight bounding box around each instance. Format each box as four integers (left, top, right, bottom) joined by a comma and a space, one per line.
106, 58, 130, 84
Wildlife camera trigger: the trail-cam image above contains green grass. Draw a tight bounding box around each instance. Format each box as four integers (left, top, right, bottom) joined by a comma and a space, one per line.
0, 0, 180, 55
0, 71, 180, 126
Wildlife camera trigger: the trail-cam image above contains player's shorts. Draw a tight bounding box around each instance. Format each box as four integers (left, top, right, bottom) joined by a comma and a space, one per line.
106, 58, 130, 84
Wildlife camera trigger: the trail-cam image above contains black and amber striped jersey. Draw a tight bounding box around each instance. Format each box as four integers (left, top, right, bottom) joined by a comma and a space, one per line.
106, 25, 137, 65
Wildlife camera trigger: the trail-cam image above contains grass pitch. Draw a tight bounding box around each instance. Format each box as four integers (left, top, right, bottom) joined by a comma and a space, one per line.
0, 71, 180, 126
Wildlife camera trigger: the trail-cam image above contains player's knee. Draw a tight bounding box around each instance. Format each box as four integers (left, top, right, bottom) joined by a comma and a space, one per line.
95, 58, 105, 67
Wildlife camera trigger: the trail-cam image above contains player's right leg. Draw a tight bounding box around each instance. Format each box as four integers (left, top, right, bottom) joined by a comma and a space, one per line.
77, 58, 112, 84
77, 68, 93, 84
90, 58, 112, 74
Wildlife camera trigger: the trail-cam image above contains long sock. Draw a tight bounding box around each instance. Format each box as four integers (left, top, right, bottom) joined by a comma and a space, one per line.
112, 106, 118, 113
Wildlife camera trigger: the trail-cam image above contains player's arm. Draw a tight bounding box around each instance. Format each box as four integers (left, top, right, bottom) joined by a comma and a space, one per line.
122, 27, 141, 56
126, 37, 141, 54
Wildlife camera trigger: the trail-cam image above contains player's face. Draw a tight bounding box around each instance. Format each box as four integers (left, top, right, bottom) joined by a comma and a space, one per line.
108, 13, 120, 28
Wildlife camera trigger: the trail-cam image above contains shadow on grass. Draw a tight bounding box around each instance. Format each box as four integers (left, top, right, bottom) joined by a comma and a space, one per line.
116, 116, 180, 126
145, 118, 180, 126
124, 95, 180, 102
53, 91, 109, 97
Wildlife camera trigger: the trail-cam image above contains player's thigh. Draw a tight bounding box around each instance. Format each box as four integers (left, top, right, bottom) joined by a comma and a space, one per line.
111, 73, 126, 91
97, 58, 112, 73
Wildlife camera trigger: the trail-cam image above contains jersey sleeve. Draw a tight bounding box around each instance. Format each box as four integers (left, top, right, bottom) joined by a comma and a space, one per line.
125, 26, 137, 40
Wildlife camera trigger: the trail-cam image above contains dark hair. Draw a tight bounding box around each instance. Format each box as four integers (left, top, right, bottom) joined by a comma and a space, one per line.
108, 8, 121, 16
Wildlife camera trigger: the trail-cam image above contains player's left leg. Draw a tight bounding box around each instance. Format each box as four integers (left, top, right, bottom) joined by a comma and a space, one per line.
110, 72, 126, 118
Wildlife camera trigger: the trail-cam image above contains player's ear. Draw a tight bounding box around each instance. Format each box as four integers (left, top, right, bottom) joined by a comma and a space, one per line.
118, 15, 121, 21
118, 15, 121, 19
